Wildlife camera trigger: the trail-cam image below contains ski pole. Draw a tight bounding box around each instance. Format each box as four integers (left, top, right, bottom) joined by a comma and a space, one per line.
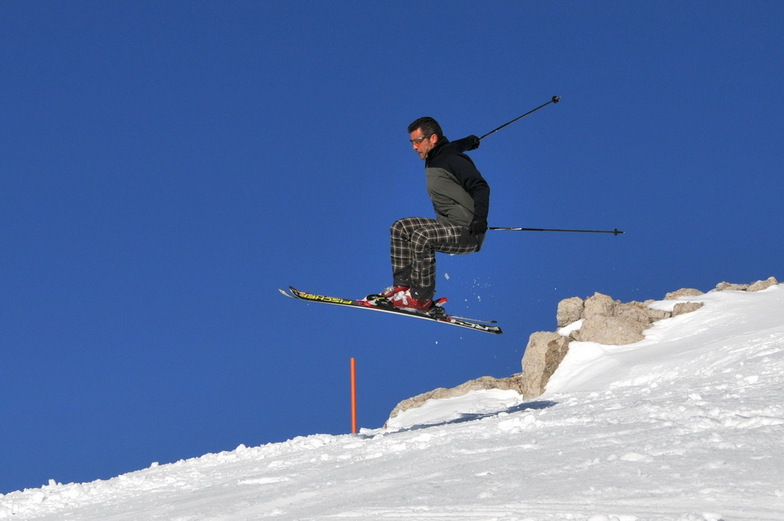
489, 226, 624, 236
479, 96, 560, 141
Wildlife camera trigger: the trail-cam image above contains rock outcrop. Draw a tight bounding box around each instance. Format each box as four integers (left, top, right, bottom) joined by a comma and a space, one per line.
518, 332, 569, 398
386, 277, 780, 420
519, 276, 779, 398
387, 375, 524, 422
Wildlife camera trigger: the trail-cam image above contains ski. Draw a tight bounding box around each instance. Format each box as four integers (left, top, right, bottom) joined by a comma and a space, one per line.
280, 287, 502, 335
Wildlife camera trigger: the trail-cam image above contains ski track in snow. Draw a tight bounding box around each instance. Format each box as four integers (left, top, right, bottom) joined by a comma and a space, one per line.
1, 287, 783, 520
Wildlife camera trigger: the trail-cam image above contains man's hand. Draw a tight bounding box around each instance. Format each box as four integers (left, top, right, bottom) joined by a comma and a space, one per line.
469, 217, 488, 235
465, 135, 480, 151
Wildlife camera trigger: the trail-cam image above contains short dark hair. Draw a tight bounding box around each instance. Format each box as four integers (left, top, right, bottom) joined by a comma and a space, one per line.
407, 117, 443, 139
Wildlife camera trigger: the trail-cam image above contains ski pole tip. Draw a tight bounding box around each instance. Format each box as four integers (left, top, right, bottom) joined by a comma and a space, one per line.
613, 228, 624, 236
552, 95, 560, 103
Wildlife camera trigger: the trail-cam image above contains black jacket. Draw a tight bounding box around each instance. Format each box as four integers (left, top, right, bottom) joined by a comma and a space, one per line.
424, 136, 490, 228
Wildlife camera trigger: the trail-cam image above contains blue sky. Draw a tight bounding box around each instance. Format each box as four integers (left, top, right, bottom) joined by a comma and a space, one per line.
2, 1, 782, 493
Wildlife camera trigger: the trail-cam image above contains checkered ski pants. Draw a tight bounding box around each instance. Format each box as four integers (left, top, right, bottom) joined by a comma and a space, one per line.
390, 217, 480, 301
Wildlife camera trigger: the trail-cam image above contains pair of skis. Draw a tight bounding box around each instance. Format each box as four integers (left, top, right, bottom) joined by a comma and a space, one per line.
279, 287, 502, 335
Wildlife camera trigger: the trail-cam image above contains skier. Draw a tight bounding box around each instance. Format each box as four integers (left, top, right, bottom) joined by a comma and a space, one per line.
377, 117, 490, 312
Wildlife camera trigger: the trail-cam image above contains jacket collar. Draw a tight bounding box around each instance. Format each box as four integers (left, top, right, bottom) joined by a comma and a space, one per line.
425, 136, 449, 164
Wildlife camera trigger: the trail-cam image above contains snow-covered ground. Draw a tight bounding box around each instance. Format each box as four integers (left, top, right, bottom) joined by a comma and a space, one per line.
2, 285, 782, 520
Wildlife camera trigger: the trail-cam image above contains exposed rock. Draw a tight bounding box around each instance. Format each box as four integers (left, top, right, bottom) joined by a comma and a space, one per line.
387, 375, 524, 420
748, 276, 779, 292
672, 301, 704, 316
583, 292, 617, 319
715, 277, 779, 292
715, 282, 750, 291
519, 332, 570, 398
573, 315, 646, 345
570, 293, 652, 345
556, 297, 584, 327
664, 288, 704, 300
644, 306, 672, 321
615, 301, 653, 325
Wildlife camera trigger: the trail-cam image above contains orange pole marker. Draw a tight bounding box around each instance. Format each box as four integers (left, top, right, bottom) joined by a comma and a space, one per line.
350, 357, 357, 434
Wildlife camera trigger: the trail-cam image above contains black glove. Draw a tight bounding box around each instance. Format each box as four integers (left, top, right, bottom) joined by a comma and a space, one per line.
469, 217, 487, 235
465, 135, 480, 151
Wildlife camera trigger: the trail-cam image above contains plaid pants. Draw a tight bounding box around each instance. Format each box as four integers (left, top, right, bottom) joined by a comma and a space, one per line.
390, 217, 480, 301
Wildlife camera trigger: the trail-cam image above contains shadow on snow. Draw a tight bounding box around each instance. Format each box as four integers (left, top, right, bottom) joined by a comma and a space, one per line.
376, 400, 558, 435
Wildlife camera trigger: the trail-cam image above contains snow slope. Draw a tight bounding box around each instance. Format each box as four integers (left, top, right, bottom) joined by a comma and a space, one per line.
1, 286, 782, 520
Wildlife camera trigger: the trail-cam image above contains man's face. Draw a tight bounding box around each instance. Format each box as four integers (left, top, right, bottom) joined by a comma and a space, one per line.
409, 128, 437, 160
